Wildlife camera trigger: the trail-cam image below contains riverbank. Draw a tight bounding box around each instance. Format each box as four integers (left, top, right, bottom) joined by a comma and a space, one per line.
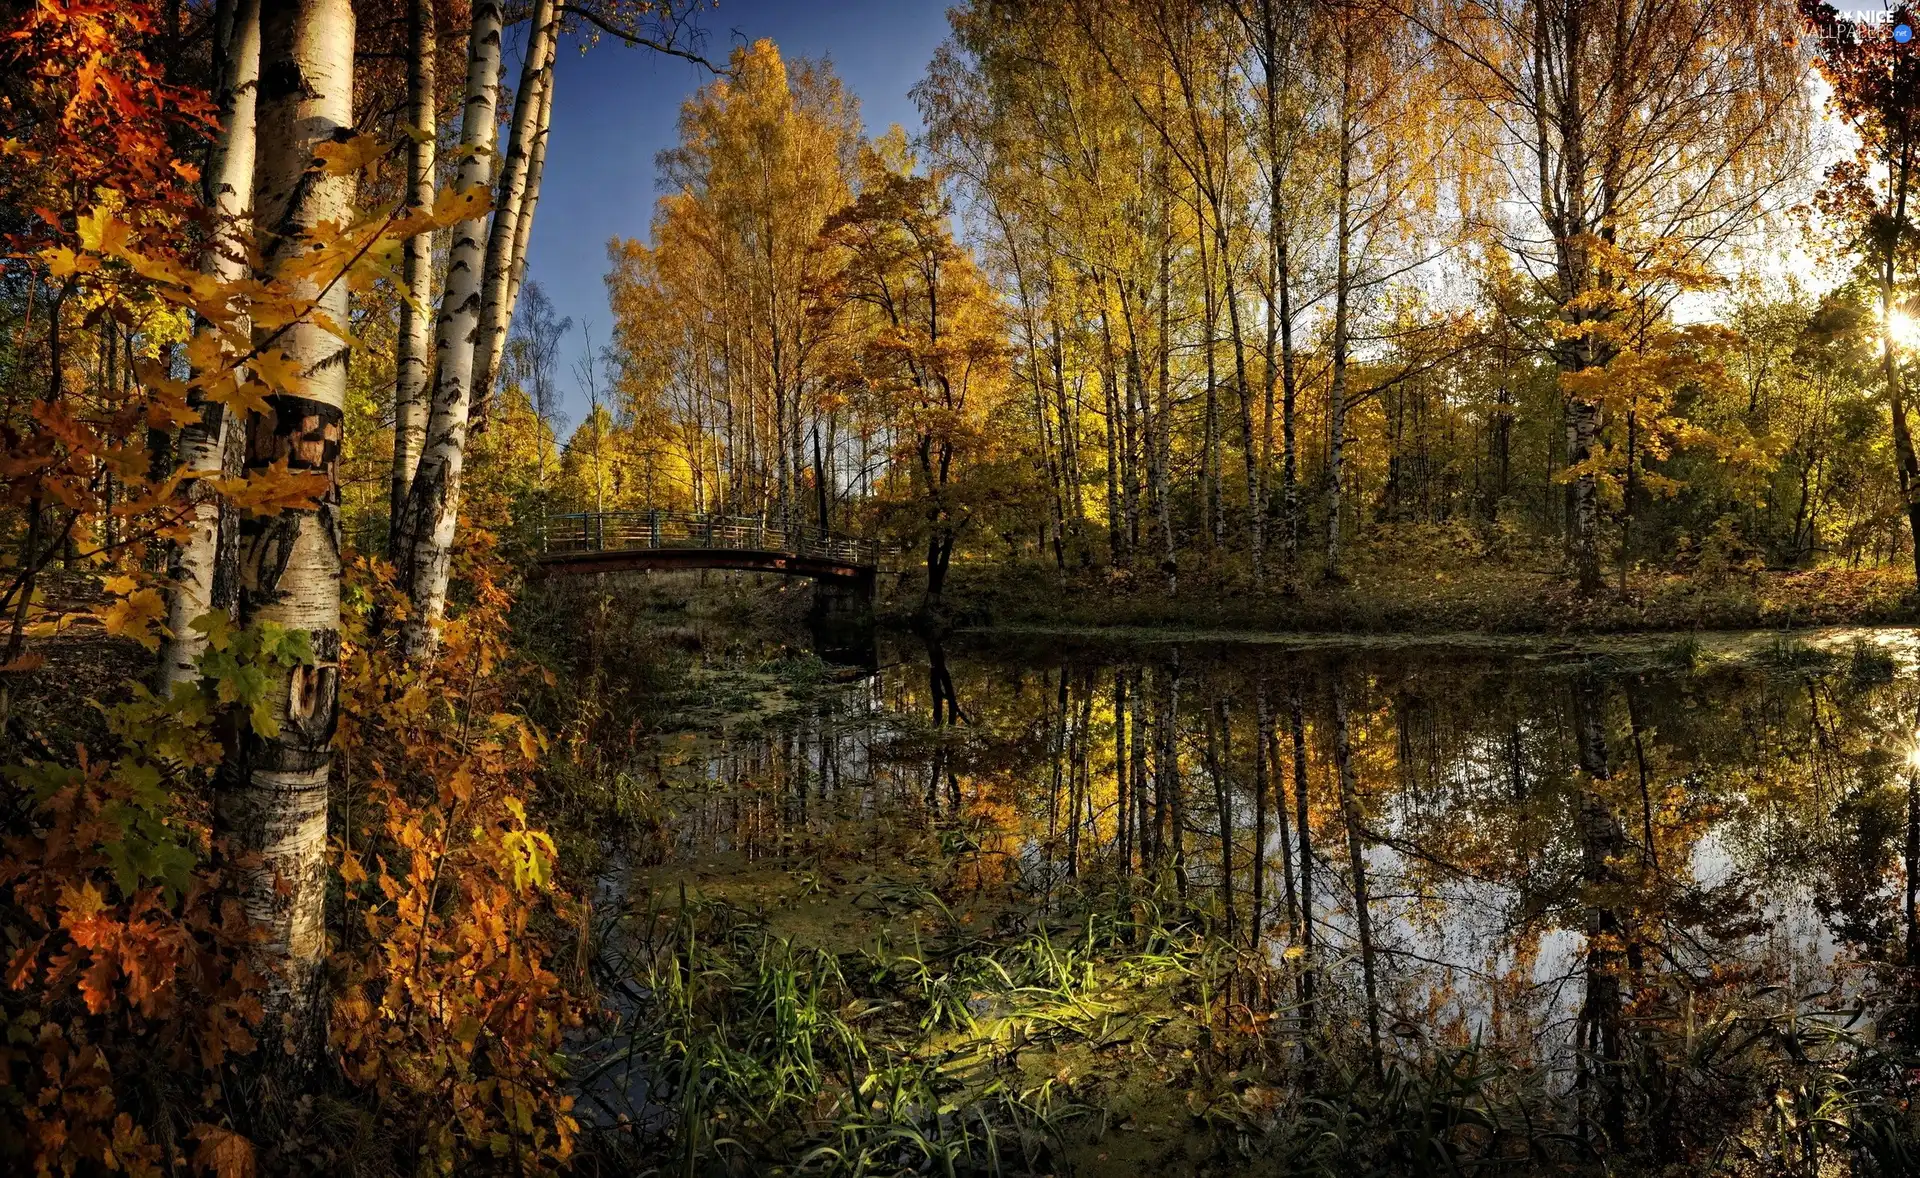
923, 559, 1916, 636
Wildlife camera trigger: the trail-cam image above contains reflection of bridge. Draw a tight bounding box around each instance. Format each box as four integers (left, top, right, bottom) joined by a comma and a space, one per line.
534, 511, 882, 592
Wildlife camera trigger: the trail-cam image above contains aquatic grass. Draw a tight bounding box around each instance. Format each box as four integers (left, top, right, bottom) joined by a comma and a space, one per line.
1846, 637, 1897, 685
1753, 633, 1834, 672
1657, 633, 1702, 669
576, 892, 1101, 1175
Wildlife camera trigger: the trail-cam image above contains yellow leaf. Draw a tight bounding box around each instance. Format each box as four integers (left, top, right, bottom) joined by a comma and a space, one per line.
100, 589, 168, 651
208, 461, 330, 516
207, 378, 275, 419
432, 184, 492, 223
251, 349, 307, 396
184, 330, 228, 376
43, 247, 97, 278
61, 881, 107, 921
76, 206, 129, 256
312, 133, 387, 177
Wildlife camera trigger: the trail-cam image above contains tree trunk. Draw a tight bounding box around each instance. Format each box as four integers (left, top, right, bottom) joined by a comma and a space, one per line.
1324, 33, 1355, 582
1291, 691, 1314, 1030
159, 0, 260, 693
1207, 696, 1234, 939
501, 52, 556, 370
395, 0, 506, 662
388, 0, 436, 553
218, 0, 354, 1040
471, 0, 558, 425
1114, 668, 1131, 875
1330, 676, 1381, 1075
1572, 677, 1627, 1145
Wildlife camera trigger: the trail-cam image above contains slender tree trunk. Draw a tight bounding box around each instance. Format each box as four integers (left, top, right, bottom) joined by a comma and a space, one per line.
1881, 144, 1920, 589
388, 0, 436, 551
1131, 668, 1150, 869
395, 0, 506, 661
1325, 34, 1355, 583
160, 0, 260, 692
471, 0, 558, 424
219, 0, 353, 1039
1162, 653, 1186, 898
1208, 696, 1235, 939
1251, 684, 1269, 947
1291, 692, 1314, 1030
1098, 300, 1128, 568
1330, 676, 1380, 1076
1573, 677, 1627, 1146
1200, 219, 1224, 557
1262, 0, 1301, 592
1115, 668, 1131, 876
1263, 686, 1298, 939
1216, 217, 1264, 587
501, 52, 556, 363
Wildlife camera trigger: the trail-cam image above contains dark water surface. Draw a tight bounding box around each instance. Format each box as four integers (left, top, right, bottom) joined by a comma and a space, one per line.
574, 629, 1920, 1175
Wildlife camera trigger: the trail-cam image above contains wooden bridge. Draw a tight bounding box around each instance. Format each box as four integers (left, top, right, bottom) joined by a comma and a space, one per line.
534, 510, 883, 591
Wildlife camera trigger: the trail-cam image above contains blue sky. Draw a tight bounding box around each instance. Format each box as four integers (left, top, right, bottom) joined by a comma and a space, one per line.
517, 1, 954, 431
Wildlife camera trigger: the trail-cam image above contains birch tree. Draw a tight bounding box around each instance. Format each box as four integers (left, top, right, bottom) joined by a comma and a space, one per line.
395, 0, 505, 661
159, 0, 260, 691
472, 0, 561, 424
388, 0, 437, 553
217, 0, 354, 1031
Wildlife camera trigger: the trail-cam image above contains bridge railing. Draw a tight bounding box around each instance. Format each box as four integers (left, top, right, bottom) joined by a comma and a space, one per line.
539, 510, 881, 568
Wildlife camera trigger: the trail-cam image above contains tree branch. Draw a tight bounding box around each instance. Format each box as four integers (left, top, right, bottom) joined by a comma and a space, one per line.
557, 5, 727, 76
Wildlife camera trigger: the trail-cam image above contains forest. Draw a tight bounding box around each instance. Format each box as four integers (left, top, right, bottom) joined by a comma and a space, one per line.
6, 0, 1920, 1174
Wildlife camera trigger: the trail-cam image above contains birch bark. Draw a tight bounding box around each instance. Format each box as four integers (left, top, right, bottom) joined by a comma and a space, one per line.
471, 0, 559, 422
500, 53, 556, 367
218, 0, 354, 1034
396, 0, 506, 661
388, 0, 437, 553
159, 0, 260, 692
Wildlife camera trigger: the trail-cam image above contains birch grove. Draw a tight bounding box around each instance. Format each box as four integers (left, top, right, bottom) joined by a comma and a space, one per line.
394, 0, 506, 660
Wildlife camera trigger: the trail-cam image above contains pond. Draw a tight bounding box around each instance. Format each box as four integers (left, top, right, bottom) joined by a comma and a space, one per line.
570, 629, 1920, 1176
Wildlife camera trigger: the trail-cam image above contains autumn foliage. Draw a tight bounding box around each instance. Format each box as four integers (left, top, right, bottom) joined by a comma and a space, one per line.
1, 2, 580, 1173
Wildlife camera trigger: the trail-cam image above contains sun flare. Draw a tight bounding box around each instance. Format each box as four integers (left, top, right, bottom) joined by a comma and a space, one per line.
1888, 310, 1920, 354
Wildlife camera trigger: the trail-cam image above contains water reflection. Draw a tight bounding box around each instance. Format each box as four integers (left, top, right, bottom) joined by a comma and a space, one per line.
605, 634, 1920, 1169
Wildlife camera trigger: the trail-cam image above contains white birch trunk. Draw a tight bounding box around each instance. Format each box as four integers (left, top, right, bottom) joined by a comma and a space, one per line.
388, 0, 437, 554
395, 0, 506, 661
501, 60, 556, 358
470, 0, 558, 424
217, 0, 354, 1038
159, 0, 260, 693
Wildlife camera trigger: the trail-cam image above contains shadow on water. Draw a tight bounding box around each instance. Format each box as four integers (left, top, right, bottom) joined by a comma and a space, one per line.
568, 628, 1920, 1176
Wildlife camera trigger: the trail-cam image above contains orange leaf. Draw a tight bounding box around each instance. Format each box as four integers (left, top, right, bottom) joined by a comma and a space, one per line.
80, 952, 116, 1014
191, 1124, 257, 1178
250, 349, 307, 396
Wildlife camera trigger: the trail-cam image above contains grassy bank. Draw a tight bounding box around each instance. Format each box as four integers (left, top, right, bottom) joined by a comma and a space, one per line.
923, 552, 1918, 636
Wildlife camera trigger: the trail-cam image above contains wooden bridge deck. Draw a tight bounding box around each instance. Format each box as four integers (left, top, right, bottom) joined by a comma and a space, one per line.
534, 511, 882, 587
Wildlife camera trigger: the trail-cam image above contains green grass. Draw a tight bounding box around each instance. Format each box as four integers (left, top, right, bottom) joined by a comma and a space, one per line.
567, 877, 1920, 1177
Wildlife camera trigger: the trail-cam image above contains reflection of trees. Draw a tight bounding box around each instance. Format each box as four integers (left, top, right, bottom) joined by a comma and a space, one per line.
642, 640, 1920, 1165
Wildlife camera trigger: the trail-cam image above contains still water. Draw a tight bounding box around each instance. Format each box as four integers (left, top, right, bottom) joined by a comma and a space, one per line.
574, 630, 1920, 1175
